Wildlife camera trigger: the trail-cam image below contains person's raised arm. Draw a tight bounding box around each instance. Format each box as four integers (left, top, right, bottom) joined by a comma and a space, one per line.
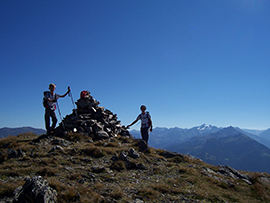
127, 118, 139, 128
59, 86, 71, 98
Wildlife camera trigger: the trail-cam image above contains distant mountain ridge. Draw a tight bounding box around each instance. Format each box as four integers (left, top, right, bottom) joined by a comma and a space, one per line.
131, 124, 221, 149
130, 124, 270, 173
130, 124, 270, 149
0, 127, 46, 138
168, 127, 270, 173
257, 128, 270, 140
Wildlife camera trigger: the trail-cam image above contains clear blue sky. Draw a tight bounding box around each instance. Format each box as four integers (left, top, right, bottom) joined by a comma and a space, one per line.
1, 0, 270, 130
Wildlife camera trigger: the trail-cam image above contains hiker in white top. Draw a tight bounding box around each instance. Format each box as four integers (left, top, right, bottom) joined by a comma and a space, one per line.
44, 83, 70, 135
127, 105, 153, 143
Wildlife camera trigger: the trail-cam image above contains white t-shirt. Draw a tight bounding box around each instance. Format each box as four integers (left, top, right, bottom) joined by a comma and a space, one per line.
44, 92, 60, 110
137, 112, 151, 128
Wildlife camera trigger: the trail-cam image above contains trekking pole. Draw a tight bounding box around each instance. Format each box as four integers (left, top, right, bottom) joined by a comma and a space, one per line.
56, 101, 65, 131
68, 86, 78, 117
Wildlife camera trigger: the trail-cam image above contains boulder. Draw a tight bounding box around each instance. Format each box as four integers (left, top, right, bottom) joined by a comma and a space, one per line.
13, 176, 57, 203
218, 165, 253, 185
49, 146, 65, 153
135, 139, 150, 152
7, 148, 25, 159
114, 151, 147, 170
160, 150, 184, 159
128, 148, 140, 159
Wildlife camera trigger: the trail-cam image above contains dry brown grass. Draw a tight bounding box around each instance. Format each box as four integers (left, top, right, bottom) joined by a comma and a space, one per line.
81, 147, 107, 158
0, 132, 270, 203
0, 179, 25, 198
68, 172, 82, 181
0, 136, 18, 149
110, 160, 126, 171
61, 132, 90, 142
37, 166, 58, 177
138, 187, 159, 198
109, 186, 125, 200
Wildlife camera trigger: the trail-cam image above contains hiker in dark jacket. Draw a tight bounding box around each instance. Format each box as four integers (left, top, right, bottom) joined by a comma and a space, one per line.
44, 83, 70, 135
127, 105, 153, 143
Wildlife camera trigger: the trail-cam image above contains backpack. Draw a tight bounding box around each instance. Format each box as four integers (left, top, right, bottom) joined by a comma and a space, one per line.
80, 90, 90, 98
146, 112, 152, 127
43, 91, 56, 108
43, 91, 49, 108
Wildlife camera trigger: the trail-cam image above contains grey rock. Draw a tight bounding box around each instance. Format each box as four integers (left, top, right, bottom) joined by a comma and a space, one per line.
13, 176, 57, 203
49, 146, 65, 153
119, 151, 129, 162
111, 154, 118, 162
51, 138, 71, 147
91, 166, 106, 173
160, 150, 184, 159
218, 165, 253, 185
136, 139, 149, 152
7, 149, 19, 159
118, 151, 147, 170
17, 148, 26, 157
128, 148, 140, 159
134, 198, 144, 203
76, 98, 96, 109
96, 130, 110, 140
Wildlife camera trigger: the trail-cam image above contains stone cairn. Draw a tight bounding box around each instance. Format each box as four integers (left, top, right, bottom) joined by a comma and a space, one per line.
54, 90, 130, 140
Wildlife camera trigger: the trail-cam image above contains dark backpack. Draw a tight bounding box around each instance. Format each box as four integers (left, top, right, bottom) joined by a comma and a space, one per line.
80, 90, 90, 98
43, 91, 49, 108
43, 91, 56, 108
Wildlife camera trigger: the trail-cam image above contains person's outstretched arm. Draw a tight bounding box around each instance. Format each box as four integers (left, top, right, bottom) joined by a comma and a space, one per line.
127, 118, 139, 128
59, 86, 71, 98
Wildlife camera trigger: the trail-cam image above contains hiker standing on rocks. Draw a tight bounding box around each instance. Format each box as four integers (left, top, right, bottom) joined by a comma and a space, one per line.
43, 84, 70, 135
127, 105, 153, 143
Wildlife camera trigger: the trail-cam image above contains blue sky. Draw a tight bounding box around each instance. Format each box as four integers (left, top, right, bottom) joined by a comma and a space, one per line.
1, 0, 270, 130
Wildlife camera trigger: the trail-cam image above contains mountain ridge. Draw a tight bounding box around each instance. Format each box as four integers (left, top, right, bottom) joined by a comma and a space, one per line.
130, 125, 270, 173
0, 127, 46, 138
130, 124, 270, 149
167, 127, 270, 173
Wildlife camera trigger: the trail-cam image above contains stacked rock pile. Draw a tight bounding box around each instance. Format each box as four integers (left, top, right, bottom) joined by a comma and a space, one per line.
54, 90, 130, 140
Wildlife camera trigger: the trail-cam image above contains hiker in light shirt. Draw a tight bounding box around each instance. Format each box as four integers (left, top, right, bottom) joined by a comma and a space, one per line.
43, 83, 70, 135
127, 105, 153, 143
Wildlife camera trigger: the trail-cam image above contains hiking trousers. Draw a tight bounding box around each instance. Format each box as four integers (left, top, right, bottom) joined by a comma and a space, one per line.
45, 107, 57, 133
141, 127, 150, 143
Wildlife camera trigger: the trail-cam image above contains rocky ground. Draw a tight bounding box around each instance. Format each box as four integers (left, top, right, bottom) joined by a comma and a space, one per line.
1, 132, 270, 203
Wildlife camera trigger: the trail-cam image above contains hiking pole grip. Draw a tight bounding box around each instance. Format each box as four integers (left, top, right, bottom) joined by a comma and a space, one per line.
68, 86, 71, 97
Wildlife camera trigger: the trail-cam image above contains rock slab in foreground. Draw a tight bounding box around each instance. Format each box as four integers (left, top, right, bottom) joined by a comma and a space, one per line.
13, 176, 57, 203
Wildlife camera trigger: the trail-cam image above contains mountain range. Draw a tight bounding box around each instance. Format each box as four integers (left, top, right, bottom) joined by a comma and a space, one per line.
130, 124, 270, 173
0, 127, 46, 138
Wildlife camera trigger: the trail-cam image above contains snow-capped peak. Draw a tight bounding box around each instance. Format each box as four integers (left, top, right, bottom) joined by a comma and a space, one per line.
197, 124, 213, 131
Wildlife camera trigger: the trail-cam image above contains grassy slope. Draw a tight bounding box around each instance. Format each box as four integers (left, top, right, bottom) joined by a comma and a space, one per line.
0, 132, 270, 203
